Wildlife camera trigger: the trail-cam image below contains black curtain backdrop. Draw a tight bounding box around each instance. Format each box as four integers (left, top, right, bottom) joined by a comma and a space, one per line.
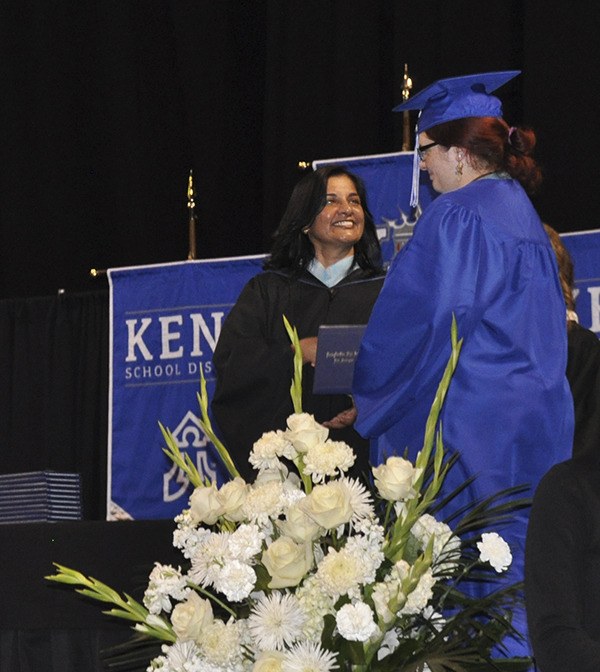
2, 0, 599, 300
1, 1, 600, 520
0, 290, 108, 519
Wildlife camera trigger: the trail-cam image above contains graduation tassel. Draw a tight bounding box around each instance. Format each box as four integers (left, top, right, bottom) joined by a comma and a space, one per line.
409, 115, 421, 208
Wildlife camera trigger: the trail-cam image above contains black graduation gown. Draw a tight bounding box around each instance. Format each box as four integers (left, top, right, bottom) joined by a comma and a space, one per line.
525, 458, 600, 672
566, 321, 600, 460
211, 266, 385, 481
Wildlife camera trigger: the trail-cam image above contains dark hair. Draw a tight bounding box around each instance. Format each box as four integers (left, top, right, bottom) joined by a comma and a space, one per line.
426, 117, 543, 195
544, 223, 576, 314
264, 166, 383, 274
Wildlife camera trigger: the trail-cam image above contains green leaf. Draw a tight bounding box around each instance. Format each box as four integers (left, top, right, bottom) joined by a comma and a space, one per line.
283, 314, 303, 413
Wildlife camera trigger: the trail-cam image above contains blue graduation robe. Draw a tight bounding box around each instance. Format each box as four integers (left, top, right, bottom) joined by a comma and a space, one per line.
353, 176, 574, 657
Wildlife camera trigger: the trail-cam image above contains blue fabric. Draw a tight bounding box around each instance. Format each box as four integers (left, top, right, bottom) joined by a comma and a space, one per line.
108, 256, 265, 520
392, 70, 520, 133
308, 255, 355, 288
353, 177, 574, 659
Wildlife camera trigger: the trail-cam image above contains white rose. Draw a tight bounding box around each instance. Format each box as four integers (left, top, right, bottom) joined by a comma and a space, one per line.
284, 413, 329, 453
299, 481, 353, 529
277, 502, 324, 543
261, 536, 313, 588
189, 484, 224, 525
372, 456, 422, 501
218, 477, 249, 522
477, 532, 512, 572
171, 590, 213, 643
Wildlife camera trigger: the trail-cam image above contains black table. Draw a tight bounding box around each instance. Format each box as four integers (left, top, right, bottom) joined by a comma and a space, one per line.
1, 519, 180, 671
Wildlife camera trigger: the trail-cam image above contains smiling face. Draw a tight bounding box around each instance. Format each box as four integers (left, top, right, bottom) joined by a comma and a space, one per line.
307, 174, 365, 265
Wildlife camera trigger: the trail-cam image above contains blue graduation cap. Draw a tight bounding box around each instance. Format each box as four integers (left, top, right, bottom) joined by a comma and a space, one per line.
395, 71, 521, 206
394, 70, 520, 133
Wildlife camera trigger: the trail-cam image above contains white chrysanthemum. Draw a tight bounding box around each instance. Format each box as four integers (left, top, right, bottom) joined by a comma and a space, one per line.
214, 559, 256, 602
250, 430, 297, 471
143, 563, 189, 615
228, 523, 264, 562
197, 618, 244, 668
303, 440, 355, 482
295, 575, 335, 642
148, 640, 202, 672
411, 513, 461, 575
242, 480, 286, 528
316, 546, 366, 599
343, 528, 385, 583
477, 532, 513, 572
188, 532, 230, 586
281, 641, 339, 671
340, 477, 375, 524
247, 591, 306, 651
335, 601, 378, 642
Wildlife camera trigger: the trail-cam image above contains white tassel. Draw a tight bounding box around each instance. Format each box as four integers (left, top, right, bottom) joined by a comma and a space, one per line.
409, 119, 420, 207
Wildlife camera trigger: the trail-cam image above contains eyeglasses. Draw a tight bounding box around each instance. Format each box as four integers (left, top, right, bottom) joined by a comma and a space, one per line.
417, 141, 439, 161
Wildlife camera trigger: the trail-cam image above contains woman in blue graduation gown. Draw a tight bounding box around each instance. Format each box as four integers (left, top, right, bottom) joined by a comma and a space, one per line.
353, 71, 574, 658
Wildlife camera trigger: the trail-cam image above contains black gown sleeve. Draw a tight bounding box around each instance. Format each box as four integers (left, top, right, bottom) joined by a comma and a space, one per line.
211, 274, 295, 480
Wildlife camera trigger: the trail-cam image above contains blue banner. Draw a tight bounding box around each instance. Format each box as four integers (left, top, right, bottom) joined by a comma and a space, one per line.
562, 229, 600, 334
313, 151, 438, 264
107, 256, 265, 520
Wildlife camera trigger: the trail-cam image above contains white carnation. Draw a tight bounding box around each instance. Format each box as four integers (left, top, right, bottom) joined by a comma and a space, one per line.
143, 563, 189, 615
250, 430, 297, 471
214, 560, 256, 602
477, 532, 512, 572
335, 601, 378, 642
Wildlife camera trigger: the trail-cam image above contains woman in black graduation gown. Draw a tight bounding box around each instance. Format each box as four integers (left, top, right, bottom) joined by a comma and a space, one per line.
211, 166, 385, 481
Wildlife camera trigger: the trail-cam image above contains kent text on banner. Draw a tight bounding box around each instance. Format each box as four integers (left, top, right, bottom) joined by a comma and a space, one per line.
108, 256, 265, 520
313, 150, 438, 264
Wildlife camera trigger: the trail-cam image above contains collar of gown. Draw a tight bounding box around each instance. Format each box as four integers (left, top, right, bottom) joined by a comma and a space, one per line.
308, 255, 355, 287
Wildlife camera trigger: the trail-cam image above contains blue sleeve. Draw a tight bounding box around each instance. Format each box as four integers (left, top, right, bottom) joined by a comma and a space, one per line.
353, 199, 483, 438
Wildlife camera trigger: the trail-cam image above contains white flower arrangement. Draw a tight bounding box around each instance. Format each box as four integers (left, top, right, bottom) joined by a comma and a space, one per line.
46, 317, 531, 671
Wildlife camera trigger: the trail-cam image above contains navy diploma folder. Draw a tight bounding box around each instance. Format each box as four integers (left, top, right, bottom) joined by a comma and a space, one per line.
312, 324, 366, 394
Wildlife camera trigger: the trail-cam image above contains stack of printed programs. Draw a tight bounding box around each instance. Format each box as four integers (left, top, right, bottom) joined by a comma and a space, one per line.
0, 470, 82, 523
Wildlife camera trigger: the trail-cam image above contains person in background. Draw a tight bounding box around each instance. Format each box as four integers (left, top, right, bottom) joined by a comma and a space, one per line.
211, 165, 385, 481
544, 223, 600, 461
352, 71, 574, 659
525, 456, 600, 671
525, 229, 600, 671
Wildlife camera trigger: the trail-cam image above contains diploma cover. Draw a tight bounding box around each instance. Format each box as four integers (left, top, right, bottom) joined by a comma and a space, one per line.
313, 324, 366, 394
